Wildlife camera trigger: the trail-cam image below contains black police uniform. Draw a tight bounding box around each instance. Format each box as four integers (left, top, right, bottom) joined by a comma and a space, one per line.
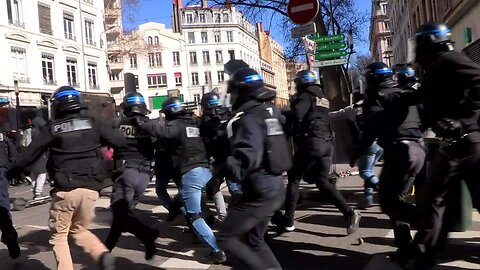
105, 115, 159, 257
218, 99, 289, 270
0, 132, 20, 258
284, 83, 356, 229
356, 78, 425, 256
410, 50, 480, 260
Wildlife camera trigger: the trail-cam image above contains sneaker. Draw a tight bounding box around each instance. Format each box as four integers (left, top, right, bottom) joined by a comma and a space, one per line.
346, 210, 361, 235
206, 251, 227, 264
356, 198, 374, 210
284, 221, 295, 232
98, 252, 115, 270
4, 235, 21, 259
33, 194, 49, 200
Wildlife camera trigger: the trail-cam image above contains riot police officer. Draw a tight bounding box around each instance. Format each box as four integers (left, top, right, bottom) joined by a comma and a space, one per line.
105, 92, 159, 260
350, 62, 425, 264
395, 66, 419, 90
12, 86, 126, 270
217, 67, 291, 270
137, 97, 226, 264
274, 70, 361, 234
0, 131, 20, 259
400, 22, 480, 269
199, 92, 242, 207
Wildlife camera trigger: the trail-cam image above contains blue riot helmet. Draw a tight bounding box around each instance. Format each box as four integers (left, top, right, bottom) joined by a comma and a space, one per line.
122, 92, 150, 116
414, 22, 454, 65
227, 67, 276, 109
162, 97, 185, 118
51, 86, 83, 119
294, 70, 318, 90
364, 62, 393, 88
200, 92, 221, 111
396, 66, 417, 87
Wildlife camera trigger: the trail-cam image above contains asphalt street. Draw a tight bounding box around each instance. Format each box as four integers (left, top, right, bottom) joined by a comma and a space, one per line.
1, 164, 480, 270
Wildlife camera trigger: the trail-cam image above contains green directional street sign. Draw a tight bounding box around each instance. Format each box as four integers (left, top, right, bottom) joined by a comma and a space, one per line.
315, 50, 348, 60
316, 42, 347, 51
310, 34, 345, 43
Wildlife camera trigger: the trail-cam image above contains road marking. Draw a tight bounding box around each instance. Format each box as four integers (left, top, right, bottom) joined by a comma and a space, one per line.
291, 3, 314, 13
159, 249, 211, 269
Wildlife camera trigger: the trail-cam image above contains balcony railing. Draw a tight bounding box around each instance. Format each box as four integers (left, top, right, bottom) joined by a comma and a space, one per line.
68, 82, 80, 87
9, 19, 25, 28
13, 76, 30, 83
90, 84, 99, 90
40, 28, 53, 35
43, 79, 57, 85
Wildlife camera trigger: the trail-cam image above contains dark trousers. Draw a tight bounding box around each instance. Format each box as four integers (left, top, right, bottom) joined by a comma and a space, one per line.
414, 135, 480, 256
380, 141, 425, 251
0, 168, 17, 244
218, 176, 284, 270
106, 168, 156, 248
284, 139, 351, 222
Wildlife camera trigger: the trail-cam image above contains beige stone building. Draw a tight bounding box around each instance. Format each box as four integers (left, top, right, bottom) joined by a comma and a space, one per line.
286, 61, 308, 96
256, 23, 289, 107
387, 0, 412, 65
369, 0, 393, 66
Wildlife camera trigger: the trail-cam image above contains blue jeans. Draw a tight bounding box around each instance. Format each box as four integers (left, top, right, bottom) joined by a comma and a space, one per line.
181, 167, 221, 252
357, 142, 383, 201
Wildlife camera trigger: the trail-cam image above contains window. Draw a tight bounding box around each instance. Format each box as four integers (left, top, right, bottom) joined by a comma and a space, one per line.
38, 3, 52, 35
6, 0, 24, 27
188, 32, 195, 44
215, 50, 223, 63
465, 27, 473, 44
148, 53, 155, 67
381, 3, 388, 14
201, 32, 208, 43
175, 72, 182, 86
199, 13, 206, 23
172, 51, 180, 66
66, 58, 77, 86
202, 51, 210, 64
223, 13, 229, 23
186, 13, 193, 23
147, 36, 153, 45
194, 94, 201, 104
204, 71, 211, 84
155, 52, 162, 67
63, 12, 75, 40
386, 37, 392, 47
154, 36, 159, 45
227, 31, 233, 42
214, 31, 221, 43
129, 54, 137, 68
383, 21, 390, 31
11, 47, 27, 82
191, 72, 199, 85
85, 19, 95, 45
41, 53, 55, 84
189, 51, 197, 64
217, 71, 225, 83
214, 13, 221, 23
147, 74, 167, 88
88, 63, 98, 89
228, 50, 235, 60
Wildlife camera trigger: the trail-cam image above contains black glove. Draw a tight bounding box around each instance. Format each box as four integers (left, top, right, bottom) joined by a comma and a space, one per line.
436, 118, 463, 138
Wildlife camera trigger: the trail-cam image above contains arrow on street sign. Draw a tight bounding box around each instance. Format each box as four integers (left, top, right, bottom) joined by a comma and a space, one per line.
316, 42, 347, 51
291, 22, 317, 38
310, 34, 345, 43
315, 50, 348, 60
313, 58, 348, 68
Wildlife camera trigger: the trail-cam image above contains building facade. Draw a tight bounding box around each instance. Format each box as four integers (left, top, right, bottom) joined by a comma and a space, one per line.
387, 0, 412, 65
121, 22, 188, 118
104, 0, 124, 102
369, 0, 393, 66
257, 23, 289, 107
286, 61, 308, 96
179, 3, 261, 103
0, 0, 109, 108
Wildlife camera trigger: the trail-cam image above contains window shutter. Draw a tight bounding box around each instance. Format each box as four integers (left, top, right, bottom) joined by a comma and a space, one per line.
38, 3, 52, 34
63, 11, 74, 21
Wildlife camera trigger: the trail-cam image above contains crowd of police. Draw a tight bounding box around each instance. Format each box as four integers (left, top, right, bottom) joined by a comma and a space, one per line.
0, 21, 479, 270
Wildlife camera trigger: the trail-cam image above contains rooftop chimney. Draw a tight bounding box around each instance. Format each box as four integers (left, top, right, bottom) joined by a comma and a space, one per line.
201, 0, 207, 8
257, 22, 263, 32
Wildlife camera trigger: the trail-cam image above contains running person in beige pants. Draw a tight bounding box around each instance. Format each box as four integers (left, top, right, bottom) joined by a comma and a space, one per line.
11, 86, 127, 270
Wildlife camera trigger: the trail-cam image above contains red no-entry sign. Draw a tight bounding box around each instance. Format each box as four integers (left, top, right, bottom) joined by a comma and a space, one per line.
287, 0, 319, 25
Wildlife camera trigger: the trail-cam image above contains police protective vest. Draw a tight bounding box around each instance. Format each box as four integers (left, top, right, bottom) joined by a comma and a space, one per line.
112, 116, 154, 163
167, 117, 210, 174
48, 116, 105, 190
200, 108, 232, 164
299, 85, 333, 139
230, 104, 293, 175
0, 133, 10, 167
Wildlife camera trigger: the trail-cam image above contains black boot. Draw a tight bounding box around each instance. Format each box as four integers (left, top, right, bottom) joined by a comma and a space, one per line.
0, 208, 20, 259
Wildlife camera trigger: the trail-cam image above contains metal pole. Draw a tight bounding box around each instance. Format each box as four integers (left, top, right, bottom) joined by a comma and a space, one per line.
14, 80, 20, 129
79, 0, 88, 92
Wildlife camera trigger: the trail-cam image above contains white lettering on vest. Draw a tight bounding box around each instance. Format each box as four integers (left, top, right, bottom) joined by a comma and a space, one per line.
265, 118, 284, 136
185, 127, 200, 138
316, 97, 330, 109
52, 119, 92, 134
119, 125, 143, 138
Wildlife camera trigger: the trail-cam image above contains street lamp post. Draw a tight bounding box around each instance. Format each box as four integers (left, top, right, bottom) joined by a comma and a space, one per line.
346, 29, 355, 71
14, 80, 20, 129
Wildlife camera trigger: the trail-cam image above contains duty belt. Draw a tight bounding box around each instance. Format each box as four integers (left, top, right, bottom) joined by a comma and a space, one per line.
115, 159, 152, 173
